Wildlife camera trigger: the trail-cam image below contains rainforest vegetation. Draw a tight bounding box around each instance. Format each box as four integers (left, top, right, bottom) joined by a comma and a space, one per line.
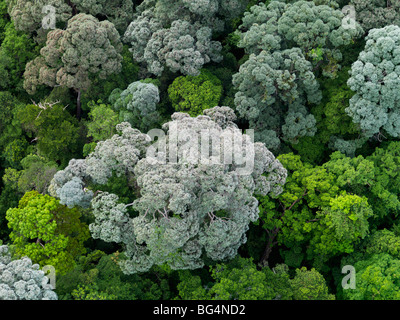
2, 0, 400, 301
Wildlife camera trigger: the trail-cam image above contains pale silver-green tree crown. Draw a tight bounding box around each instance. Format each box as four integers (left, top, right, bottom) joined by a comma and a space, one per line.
123, 0, 247, 76
350, 0, 400, 31
347, 25, 400, 139
109, 80, 161, 132
23, 13, 123, 95
7, 0, 134, 41
0, 245, 58, 300
48, 106, 287, 274
232, 48, 321, 150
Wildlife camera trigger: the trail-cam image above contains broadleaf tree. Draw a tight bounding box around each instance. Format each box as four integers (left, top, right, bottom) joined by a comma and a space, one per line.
23, 13, 123, 119
48, 106, 287, 274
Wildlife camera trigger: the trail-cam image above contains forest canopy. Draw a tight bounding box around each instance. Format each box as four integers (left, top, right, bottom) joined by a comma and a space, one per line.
1, 0, 400, 302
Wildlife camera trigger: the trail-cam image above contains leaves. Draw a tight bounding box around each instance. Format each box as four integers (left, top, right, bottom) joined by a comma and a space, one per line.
347, 25, 400, 139
5, 190, 90, 275
17, 103, 82, 166
23, 13, 123, 96
86, 101, 119, 142
168, 69, 223, 116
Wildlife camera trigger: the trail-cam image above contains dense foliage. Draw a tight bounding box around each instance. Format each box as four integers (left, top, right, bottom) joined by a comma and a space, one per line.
1, 0, 400, 301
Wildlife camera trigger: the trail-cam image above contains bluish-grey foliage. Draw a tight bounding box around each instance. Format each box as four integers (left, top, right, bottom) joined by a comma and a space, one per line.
71, 0, 135, 33
350, 0, 400, 31
56, 177, 94, 209
328, 136, 368, 157
231, 0, 363, 150
236, 0, 362, 76
48, 106, 287, 274
281, 103, 317, 144
232, 48, 321, 150
7, 0, 135, 42
125, 18, 222, 76
202, 106, 237, 129
48, 159, 89, 198
110, 108, 287, 273
85, 122, 151, 185
6, 0, 72, 42
89, 192, 133, 244
346, 25, 400, 139
0, 245, 58, 300
123, 0, 246, 76
48, 123, 151, 202
109, 80, 161, 131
